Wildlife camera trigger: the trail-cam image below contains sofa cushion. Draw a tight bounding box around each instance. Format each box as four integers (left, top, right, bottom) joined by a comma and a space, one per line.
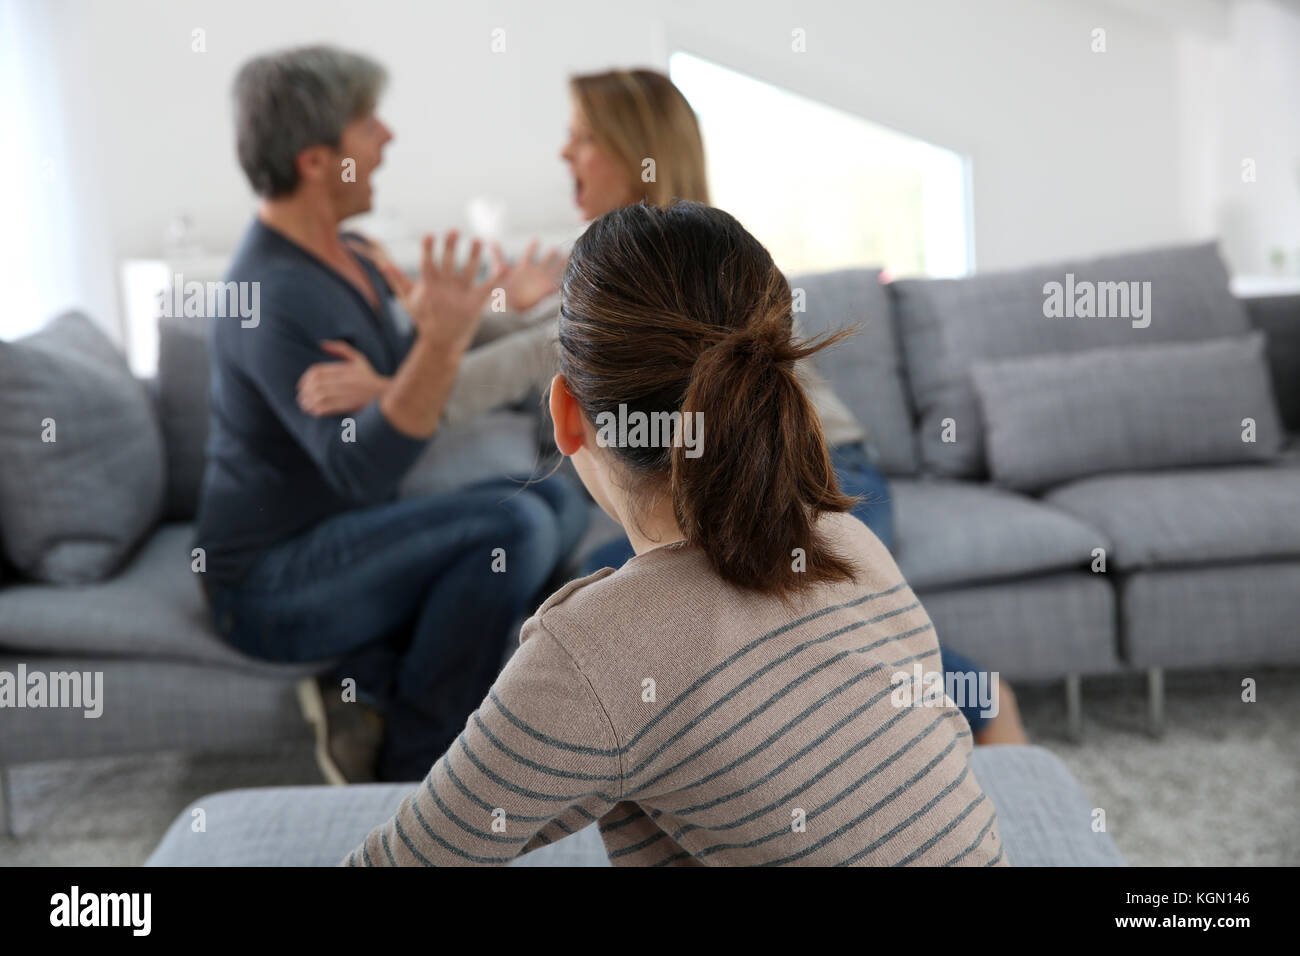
144, 782, 611, 867
1044, 465, 1300, 571
157, 316, 214, 520
0, 653, 313, 769
969, 745, 1124, 866
0, 523, 310, 674
891, 479, 1106, 590
791, 268, 918, 475
1119, 562, 1300, 669
972, 333, 1284, 492
0, 311, 166, 583
892, 242, 1251, 478
144, 745, 1125, 866
918, 573, 1119, 681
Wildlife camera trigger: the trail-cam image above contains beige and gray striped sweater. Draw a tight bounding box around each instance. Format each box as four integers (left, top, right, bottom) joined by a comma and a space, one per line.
344, 511, 1008, 867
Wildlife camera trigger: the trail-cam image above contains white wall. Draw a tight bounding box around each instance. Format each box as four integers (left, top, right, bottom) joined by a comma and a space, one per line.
1209, 0, 1300, 275
33, 0, 1297, 339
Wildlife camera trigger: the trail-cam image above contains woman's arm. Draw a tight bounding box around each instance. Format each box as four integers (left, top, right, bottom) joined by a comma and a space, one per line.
342, 621, 623, 866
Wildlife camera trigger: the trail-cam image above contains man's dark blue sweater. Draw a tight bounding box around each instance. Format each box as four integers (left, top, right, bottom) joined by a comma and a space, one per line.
195, 219, 428, 586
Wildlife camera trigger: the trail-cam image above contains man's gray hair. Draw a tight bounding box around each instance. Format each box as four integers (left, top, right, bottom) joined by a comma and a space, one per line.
233, 45, 387, 198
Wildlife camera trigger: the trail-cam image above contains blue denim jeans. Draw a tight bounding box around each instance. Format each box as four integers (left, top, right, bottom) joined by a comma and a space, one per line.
828, 440, 895, 552
206, 473, 590, 781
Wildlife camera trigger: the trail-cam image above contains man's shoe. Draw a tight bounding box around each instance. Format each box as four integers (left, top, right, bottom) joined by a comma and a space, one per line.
296, 675, 385, 785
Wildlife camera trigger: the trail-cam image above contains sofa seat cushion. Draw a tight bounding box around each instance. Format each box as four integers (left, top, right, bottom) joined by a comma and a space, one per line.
0, 523, 311, 675
144, 745, 1124, 866
1044, 465, 1300, 572
144, 782, 612, 867
0, 653, 312, 769
918, 573, 1119, 680
969, 745, 1124, 866
1119, 562, 1300, 669
891, 479, 1106, 590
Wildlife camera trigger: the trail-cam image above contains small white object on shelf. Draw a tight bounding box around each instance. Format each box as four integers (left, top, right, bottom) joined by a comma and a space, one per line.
1230, 275, 1300, 298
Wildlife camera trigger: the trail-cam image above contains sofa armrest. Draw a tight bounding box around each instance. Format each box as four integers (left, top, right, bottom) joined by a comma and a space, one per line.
1243, 294, 1300, 432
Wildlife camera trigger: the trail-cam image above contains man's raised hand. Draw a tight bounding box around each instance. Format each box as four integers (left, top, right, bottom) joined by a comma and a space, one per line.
407, 231, 506, 356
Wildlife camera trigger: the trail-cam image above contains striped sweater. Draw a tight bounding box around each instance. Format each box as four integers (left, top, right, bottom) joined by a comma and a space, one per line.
344, 511, 1008, 867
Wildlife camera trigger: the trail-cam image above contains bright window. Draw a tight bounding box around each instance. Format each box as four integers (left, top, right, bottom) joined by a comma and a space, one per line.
669, 51, 972, 278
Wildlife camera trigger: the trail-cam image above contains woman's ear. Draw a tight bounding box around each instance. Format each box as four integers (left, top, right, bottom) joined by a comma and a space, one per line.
549, 373, 587, 456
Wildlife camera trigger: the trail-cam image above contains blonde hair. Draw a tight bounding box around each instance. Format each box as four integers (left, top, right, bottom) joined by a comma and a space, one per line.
569, 69, 709, 207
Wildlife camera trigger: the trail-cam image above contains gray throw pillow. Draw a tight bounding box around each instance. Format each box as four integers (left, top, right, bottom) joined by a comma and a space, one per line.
157, 316, 214, 519
892, 241, 1251, 478
971, 332, 1284, 492
0, 312, 166, 583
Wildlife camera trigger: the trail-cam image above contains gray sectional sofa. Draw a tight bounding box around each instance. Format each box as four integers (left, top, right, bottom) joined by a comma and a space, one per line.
2, 240, 1297, 844
799, 243, 1300, 736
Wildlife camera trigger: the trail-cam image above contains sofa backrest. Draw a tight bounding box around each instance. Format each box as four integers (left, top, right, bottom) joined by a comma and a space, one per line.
151, 250, 1296, 522
153, 316, 213, 521
791, 268, 918, 475
1244, 294, 1300, 433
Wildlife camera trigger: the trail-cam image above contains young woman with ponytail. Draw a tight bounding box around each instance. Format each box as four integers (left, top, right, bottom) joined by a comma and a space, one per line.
338, 66, 1026, 745
346, 201, 1009, 867
558, 69, 1026, 745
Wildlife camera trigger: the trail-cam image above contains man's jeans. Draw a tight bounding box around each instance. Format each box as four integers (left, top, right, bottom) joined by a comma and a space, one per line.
206, 474, 589, 781
828, 440, 895, 552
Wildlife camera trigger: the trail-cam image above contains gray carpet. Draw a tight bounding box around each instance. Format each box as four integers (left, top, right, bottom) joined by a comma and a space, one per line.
2, 665, 1296, 866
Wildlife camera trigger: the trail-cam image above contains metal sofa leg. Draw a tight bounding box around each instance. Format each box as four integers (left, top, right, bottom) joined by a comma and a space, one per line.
0, 767, 13, 838
1064, 675, 1083, 742
1147, 667, 1165, 738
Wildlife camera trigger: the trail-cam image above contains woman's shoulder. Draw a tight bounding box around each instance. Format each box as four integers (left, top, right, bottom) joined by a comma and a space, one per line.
521, 542, 722, 660
817, 509, 899, 581
535, 541, 712, 622
526, 513, 904, 655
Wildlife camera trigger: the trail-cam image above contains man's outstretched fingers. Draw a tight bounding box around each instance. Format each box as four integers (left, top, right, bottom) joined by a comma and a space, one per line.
440, 230, 460, 274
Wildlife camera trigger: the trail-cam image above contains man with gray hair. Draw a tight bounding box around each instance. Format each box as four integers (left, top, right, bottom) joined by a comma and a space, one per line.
194, 46, 588, 783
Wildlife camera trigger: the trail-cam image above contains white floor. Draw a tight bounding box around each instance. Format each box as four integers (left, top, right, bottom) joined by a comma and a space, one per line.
2, 665, 1297, 866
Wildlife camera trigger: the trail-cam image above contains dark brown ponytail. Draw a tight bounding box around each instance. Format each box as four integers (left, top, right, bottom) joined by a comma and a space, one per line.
558, 201, 859, 598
